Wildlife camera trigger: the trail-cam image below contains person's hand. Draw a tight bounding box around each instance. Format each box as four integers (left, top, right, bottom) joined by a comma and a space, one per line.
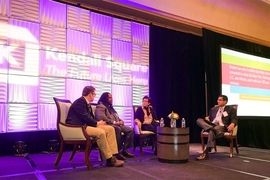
119, 120, 124, 126
227, 123, 235, 132
205, 116, 210, 121
114, 121, 121, 126
97, 120, 106, 126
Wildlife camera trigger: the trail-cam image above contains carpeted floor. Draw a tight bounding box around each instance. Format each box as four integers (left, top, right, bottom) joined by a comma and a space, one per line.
0, 143, 270, 180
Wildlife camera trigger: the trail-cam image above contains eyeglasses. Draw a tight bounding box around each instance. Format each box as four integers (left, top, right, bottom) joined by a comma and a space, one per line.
92, 93, 96, 96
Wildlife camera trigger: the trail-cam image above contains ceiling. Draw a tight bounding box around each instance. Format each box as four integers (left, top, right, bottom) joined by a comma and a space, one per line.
55, 0, 270, 46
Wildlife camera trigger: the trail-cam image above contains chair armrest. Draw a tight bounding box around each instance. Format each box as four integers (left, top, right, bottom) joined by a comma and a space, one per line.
59, 123, 89, 140
134, 120, 142, 134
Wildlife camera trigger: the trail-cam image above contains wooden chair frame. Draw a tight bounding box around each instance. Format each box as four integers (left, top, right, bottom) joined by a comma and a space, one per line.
53, 97, 97, 169
133, 106, 155, 155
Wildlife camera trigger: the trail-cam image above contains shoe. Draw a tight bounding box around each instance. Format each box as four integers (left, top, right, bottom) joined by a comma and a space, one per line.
115, 153, 126, 160
106, 156, 124, 167
154, 149, 157, 155
196, 153, 209, 160
122, 150, 135, 158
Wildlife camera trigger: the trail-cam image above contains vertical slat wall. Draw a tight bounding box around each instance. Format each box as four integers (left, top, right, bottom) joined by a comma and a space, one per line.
0, 0, 149, 133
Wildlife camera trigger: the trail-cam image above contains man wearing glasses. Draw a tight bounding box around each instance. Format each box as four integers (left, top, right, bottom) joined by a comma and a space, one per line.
66, 86, 124, 167
196, 95, 238, 160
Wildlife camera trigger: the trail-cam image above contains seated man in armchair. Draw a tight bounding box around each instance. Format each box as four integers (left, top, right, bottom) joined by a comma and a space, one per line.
196, 95, 238, 160
95, 92, 135, 160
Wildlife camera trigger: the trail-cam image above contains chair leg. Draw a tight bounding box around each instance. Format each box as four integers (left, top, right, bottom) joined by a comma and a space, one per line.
234, 138, 239, 154
201, 135, 205, 152
214, 140, 217, 152
139, 137, 143, 155
229, 139, 233, 157
69, 144, 77, 161
84, 141, 91, 169
54, 141, 64, 167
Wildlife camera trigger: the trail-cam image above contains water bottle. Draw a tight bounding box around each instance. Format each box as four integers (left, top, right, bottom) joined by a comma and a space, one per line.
160, 117, 165, 127
181, 118, 186, 128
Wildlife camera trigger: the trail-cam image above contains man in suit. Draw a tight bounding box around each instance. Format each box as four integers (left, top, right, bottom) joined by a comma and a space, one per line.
95, 92, 135, 160
196, 95, 238, 160
66, 86, 124, 167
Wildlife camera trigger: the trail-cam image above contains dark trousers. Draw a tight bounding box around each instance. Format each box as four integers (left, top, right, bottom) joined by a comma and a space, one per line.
111, 125, 134, 151
142, 123, 159, 148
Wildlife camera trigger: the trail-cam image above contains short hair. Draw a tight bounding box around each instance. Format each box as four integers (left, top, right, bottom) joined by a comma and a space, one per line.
142, 96, 151, 103
82, 86, 95, 96
98, 92, 110, 105
219, 95, 228, 103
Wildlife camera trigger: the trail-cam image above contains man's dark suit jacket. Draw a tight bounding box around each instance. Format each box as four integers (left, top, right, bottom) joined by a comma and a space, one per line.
66, 96, 97, 127
209, 105, 238, 128
134, 106, 158, 123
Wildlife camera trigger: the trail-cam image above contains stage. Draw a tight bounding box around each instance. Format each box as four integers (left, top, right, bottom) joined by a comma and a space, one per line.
0, 143, 270, 179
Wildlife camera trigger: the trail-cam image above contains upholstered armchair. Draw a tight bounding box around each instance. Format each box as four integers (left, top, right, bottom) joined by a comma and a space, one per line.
53, 97, 98, 169
133, 106, 155, 155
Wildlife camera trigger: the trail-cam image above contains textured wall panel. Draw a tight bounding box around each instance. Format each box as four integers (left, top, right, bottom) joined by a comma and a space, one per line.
91, 35, 111, 60
0, 104, 7, 132
0, 17, 8, 45
39, 50, 67, 77
8, 75, 38, 103
8, 47, 39, 76
38, 103, 57, 130
112, 40, 132, 62
90, 81, 111, 103
10, 0, 39, 22
131, 65, 149, 86
65, 79, 91, 103
132, 85, 149, 106
39, 77, 65, 103
0, 74, 7, 102
40, 24, 66, 52
67, 5, 90, 32
91, 12, 112, 38
67, 59, 90, 80
89, 59, 111, 83
112, 66, 131, 85
40, 0, 66, 27
112, 84, 132, 106
114, 106, 132, 127
132, 22, 149, 45
67, 29, 91, 55
8, 103, 38, 132
113, 18, 131, 42
0, 45, 8, 74
132, 43, 149, 65
0, 0, 9, 17
8, 19, 39, 49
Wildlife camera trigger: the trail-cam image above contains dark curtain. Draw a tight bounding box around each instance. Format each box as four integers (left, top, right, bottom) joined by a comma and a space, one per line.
149, 25, 205, 143
203, 29, 270, 149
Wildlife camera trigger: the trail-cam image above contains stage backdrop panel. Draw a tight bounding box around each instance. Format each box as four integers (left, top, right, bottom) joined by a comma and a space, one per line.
0, 0, 149, 133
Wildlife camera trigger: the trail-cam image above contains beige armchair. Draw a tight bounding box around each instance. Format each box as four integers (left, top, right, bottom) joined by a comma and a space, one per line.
53, 97, 98, 169
201, 104, 239, 157
133, 106, 155, 155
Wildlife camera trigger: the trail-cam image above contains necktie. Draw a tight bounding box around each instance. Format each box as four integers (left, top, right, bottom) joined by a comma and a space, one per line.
88, 104, 94, 118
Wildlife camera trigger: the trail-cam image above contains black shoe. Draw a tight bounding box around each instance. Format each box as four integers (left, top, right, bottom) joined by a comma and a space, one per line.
106, 157, 124, 167
196, 153, 209, 160
115, 153, 126, 160
122, 150, 135, 158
